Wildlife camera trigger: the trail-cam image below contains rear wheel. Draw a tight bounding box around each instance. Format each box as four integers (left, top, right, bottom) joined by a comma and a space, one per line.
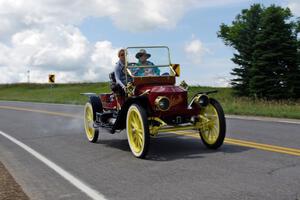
84, 96, 102, 143
199, 98, 226, 149
126, 104, 150, 158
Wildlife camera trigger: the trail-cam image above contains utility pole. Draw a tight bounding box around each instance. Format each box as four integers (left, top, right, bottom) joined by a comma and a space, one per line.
27, 70, 30, 83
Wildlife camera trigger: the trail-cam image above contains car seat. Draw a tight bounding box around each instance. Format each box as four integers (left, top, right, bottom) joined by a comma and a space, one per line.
109, 72, 118, 93
109, 72, 125, 96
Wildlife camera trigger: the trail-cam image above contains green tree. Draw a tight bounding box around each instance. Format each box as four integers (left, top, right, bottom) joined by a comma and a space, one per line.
218, 4, 300, 99
251, 5, 299, 99
218, 4, 263, 96
296, 19, 300, 98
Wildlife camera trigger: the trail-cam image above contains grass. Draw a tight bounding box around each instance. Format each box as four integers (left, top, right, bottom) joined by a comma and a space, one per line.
0, 83, 109, 105
189, 86, 300, 119
0, 83, 299, 119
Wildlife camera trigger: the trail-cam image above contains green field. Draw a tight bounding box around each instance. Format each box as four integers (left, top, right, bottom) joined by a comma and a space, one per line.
0, 83, 299, 119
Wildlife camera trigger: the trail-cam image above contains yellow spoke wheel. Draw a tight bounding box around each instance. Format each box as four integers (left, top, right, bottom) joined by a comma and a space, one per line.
84, 96, 102, 143
126, 104, 150, 158
199, 98, 226, 149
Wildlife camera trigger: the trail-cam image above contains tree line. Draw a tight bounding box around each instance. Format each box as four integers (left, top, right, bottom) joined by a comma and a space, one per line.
218, 4, 300, 99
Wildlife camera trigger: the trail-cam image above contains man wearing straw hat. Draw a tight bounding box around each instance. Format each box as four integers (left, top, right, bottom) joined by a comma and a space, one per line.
134, 49, 160, 76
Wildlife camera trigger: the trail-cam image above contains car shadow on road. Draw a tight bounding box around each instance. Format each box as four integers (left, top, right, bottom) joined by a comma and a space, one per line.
147, 135, 251, 161
98, 138, 131, 152
98, 133, 252, 161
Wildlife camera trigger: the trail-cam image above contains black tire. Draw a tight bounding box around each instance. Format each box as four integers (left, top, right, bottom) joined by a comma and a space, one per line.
126, 104, 150, 159
89, 96, 103, 120
200, 98, 226, 149
84, 96, 102, 143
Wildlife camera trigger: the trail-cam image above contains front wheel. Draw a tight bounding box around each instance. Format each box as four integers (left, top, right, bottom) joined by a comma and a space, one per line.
199, 98, 226, 149
126, 104, 150, 158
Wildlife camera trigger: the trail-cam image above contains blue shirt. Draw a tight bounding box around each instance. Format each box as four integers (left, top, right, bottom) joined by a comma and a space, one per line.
114, 60, 126, 88
134, 61, 160, 76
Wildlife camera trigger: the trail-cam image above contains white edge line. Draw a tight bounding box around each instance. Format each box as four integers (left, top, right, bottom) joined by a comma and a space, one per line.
0, 130, 107, 200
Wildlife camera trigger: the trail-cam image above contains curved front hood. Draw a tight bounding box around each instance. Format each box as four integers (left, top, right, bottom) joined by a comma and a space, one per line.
137, 85, 188, 111
138, 85, 186, 93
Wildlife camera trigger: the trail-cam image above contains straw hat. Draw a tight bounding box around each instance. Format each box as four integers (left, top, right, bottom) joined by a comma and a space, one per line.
135, 49, 151, 59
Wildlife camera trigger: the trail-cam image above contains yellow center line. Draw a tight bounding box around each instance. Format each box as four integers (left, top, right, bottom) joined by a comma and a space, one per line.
1, 105, 300, 156
0, 105, 81, 119
226, 138, 300, 154
224, 140, 300, 156
176, 130, 300, 154
174, 131, 300, 156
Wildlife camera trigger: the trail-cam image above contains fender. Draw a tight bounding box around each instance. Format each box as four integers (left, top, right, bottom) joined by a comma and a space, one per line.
112, 95, 150, 133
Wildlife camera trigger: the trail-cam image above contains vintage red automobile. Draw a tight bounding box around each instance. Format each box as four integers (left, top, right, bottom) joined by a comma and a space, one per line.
83, 46, 226, 158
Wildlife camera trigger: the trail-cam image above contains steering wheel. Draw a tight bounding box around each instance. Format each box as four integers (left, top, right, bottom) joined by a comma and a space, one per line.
128, 62, 137, 66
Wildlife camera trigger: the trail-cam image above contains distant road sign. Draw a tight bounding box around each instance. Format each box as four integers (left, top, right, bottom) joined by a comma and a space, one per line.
49, 74, 55, 83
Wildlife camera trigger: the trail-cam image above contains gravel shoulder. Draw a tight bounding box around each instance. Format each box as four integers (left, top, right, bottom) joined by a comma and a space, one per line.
0, 161, 29, 200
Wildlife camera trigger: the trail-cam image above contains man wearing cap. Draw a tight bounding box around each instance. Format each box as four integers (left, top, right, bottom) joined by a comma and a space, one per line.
134, 49, 160, 76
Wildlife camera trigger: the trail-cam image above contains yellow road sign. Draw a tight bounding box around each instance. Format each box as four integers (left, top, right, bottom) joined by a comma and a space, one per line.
49, 74, 55, 83
171, 64, 180, 77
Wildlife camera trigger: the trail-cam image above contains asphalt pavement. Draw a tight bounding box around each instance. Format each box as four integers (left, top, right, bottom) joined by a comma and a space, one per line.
0, 101, 299, 200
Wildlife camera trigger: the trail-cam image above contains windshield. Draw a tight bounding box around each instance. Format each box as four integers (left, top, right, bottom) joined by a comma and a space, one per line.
126, 47, 174, 77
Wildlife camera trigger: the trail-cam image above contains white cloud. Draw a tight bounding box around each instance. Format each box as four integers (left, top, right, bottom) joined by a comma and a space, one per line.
0, 0, 249, 37
0, 0, 247, 83
184, 76, 231, 87
111, 0, 192, 32
0, 25, 120, 83
111, 0, 248, 32
184, 38, 210, 64
288, 0, 300, 16
85, 41, 119, 81
0, 0, 119, 41
185, 39, 205, 54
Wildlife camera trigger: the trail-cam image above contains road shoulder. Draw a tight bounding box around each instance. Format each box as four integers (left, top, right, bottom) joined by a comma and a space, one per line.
0, 161, 29, 200
226, 114, 300, 124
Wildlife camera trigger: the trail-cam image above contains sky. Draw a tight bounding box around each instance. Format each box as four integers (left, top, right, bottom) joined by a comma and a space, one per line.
0, 0, 299, 86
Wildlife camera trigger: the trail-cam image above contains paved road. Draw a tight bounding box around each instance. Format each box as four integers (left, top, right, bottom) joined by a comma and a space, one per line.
0, 101, 299, 200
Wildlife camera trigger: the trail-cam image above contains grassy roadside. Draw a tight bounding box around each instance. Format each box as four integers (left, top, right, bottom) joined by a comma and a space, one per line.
189, 86, 300, 119
0, 83, 109, 105
0, 83, 299, 119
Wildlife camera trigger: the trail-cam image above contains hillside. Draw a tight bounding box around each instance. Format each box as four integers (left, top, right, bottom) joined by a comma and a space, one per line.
0, 83, 299, 119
